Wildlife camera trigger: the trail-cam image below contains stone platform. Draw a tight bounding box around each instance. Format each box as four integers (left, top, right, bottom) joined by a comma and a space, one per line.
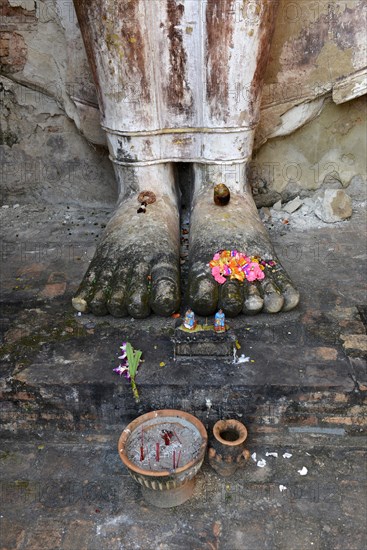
0, 202, 366, 549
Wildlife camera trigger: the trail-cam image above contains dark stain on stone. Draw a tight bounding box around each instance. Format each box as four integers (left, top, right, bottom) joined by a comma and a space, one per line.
0, 31, 28, 74
0, 1, 36, 21
117, 1, 150, 103
116, 139, 135, 163
205, 0, 234, 121
297, 18, 329, 67
250, 1, 280, 118
73, 1, 106, 115
165, 0, 192, 115
283, 1, 362, 71
331, 5, 360, 51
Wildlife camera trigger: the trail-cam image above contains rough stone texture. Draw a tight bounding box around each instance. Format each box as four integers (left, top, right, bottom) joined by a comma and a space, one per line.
282, 196, 303, 214
0, 0, 115, 206
173, 327, 235, 357
256, 0, 367, 146
340, 334, 367, 358
252, 97, 367, 204
0, 199, 366, 547
1, 437, 366, 550
314, 189, 353, 223
347, 174, 367, 201
0, 0, 366, 209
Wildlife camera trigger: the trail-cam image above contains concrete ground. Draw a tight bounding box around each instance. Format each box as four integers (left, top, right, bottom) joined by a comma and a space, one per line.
0, 199, 366, 549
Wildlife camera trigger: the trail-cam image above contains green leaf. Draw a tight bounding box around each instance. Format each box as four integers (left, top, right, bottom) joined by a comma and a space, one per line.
126, 342, 142, 379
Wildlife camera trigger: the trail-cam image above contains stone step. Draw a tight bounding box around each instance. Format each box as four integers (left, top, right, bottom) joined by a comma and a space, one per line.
1, 319, 366, 439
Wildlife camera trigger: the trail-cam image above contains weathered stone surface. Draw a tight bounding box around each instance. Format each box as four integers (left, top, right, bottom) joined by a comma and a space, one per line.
259, 206, 272, 221
253, 97, 366, 198
314, 189, 352, 223
0, 0, 365, 209
282, 196, 303, 214
173, 328, 235, 357
340, 334, 367, 358
347, 175, 367, 201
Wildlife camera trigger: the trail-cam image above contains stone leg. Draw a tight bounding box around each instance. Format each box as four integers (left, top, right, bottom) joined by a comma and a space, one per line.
187, 163, 300, 316
72, 163, 181, 318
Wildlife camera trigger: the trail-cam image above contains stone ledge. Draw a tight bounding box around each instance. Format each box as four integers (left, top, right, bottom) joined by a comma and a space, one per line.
172, 327, 236, 357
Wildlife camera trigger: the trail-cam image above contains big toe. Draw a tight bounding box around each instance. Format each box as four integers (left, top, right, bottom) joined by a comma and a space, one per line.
219, 280, 243, 317
188, 267, 218, 316
150, 263, 180, 316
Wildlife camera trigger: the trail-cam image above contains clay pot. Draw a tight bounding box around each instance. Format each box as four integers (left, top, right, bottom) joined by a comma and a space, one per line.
214, 183, 230, 206
118, 409, 207, 508
208, 419, 250, 477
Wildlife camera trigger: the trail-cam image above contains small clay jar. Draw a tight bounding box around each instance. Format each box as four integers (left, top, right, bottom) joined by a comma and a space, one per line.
214, 183, 230, 206
208, 419, 250, 477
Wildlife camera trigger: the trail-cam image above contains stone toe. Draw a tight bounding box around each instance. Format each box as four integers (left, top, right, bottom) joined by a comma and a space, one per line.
282, 283, 300, 312
107, 266, 129, 317
269, 265, 300, 312
72, 293, 90, 313
127, 262, 151, 318
188, 270, 218, 316
151, 279, 180, 316
261, 280, 284, 313
90, 288, 109, 316
243, 284, 264, 314
219, 280, 243, 317
88, 260, 115, 316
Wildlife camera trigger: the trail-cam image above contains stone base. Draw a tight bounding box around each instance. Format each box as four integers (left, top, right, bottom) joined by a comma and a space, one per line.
172, 326, 235, 357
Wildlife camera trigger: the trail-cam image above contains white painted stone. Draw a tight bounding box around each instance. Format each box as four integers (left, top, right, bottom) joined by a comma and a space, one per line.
332, 69, 367, 104
8, 0, 33, 10
266, 98, 326, 141
314, 190, 352, 223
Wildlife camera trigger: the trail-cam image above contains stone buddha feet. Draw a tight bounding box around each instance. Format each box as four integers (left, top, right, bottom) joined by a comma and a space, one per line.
72, 165, 299, 318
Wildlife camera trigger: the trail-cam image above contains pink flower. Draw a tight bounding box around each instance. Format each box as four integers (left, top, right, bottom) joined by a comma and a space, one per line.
213, 252, 221, 261
113, 365, 130, 379
245, 262, 265, 282
215, 274, 227, 284
212, 266, 227, 284
119, 342, 127, 361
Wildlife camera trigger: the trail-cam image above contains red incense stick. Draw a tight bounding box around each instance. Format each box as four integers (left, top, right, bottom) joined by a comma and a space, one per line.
173, 450, 176, 469
156, 442, 160, 462
173, 430, 182, 444
140, 445, 144, 461
176, 450, 182, 468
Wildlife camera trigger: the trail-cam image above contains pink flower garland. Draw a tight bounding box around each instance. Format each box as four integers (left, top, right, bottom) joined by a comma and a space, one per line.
209, 250, 276, 284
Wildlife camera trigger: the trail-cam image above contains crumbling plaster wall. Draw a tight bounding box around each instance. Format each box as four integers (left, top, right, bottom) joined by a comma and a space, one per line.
0, 0, 366, 206
0, 0, 116, 206
253, 0, 367, 203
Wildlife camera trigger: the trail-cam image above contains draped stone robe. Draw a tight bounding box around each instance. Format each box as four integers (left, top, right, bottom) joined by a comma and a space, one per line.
73, 0, 278, 170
